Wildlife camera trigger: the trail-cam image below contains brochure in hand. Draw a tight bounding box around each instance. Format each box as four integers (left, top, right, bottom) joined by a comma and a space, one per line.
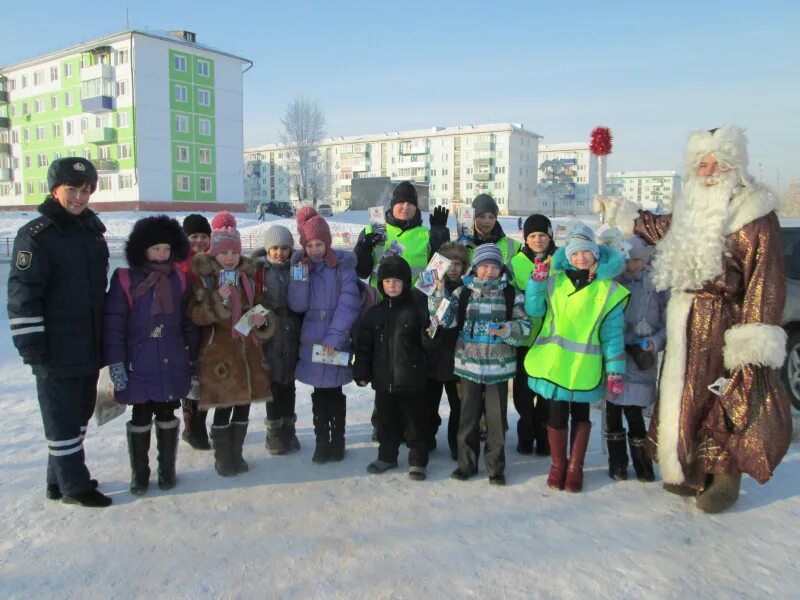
415, 252, 452, 296
311, 344, 351, 367
233, 304, 270, 336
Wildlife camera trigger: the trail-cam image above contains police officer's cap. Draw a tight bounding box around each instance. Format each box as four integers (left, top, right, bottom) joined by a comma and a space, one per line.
47, 157, 98, 193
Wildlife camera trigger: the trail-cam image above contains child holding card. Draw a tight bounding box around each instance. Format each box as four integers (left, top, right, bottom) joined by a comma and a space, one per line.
190, 212, 277, 477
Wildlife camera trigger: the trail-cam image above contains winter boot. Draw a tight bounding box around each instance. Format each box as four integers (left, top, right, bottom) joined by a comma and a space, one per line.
628, 435, 655, 482
546, 427, 569, 490
605, 429, 629, 481
209, 424, 236, 477
516, 438, 534, 455
282, 413, 301, 453
62, 488, 113, 508
329, 397, 346, 462
663, 483, 695, 497
126, 420, 152, 495
696, 472, 742, 514
230, 421, 250, 474
46, 479, 97, 501
408, 466, 427, 481
181, 399, 210, 450
564, 421, 591, 493
367, 459, 398, 474
489, 474, 506, 486
265, 418, 288, 456
155, 418, 180, 490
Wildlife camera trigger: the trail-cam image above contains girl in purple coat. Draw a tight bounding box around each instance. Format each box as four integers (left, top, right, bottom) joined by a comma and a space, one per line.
104, 216, 198, 495
288, 207, 360, 464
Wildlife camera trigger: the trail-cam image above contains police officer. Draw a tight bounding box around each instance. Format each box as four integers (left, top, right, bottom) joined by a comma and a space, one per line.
8, 157, 112, 507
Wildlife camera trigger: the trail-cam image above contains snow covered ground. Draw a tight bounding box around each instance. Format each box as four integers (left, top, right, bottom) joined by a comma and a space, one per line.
1, 211, 799, 599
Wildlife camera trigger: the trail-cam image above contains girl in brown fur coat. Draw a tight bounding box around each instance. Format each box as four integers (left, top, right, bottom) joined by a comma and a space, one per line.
190, 212, 276, 477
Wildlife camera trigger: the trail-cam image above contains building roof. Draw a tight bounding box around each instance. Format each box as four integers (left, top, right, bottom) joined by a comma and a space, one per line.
0, 29, 251, 72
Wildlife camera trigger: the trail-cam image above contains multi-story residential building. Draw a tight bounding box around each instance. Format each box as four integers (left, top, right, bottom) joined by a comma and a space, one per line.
536, 142, 598, 215
244, 123, 542, 216
0, 29, 251, 210
606, 170, 681, 212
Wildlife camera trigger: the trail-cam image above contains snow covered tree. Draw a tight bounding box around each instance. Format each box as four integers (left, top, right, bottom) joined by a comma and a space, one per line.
781, 181, 800, 218
280, 96, 328, 207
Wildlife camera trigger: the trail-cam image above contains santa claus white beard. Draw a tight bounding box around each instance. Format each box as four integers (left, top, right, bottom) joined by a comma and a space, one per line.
651, 172, 737, 292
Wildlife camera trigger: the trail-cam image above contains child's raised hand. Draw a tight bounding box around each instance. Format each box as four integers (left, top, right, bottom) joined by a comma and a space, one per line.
249, 312, 267, 328
606, 374, 624, 400
531, 257, 550, 282
487, 322, 509, 338
218, 284, 233, 300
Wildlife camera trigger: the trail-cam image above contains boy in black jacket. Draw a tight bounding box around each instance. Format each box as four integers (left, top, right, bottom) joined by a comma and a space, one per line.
354, 256, 431, 481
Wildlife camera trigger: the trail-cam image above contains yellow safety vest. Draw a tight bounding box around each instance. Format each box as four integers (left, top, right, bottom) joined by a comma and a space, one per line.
467, 236, 519, 272
366, 223, 430, 289
525, 273, 629, 391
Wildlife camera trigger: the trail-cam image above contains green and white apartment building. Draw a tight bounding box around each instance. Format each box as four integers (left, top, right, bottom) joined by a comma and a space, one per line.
0, 30, 251, 210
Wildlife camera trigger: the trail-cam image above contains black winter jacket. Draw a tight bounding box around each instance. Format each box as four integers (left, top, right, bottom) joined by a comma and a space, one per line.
8, 197, 109, 376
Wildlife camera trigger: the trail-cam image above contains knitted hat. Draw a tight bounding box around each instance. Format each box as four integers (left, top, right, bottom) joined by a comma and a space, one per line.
182, 213, 211, 237
377, 255, 412, 297
472, 193, 499, 217
437, 241, 469, 273
626, 236, 651, 262
471, 243, 503, 270
47, 157, 98, 193
209, 211, 242, 256
296, 206, 332, 249
263, 224, 294, 249
564, 223, 599, 261
391, 181, 418, 207
125, 214, 190, 268
523, 214, 553, 240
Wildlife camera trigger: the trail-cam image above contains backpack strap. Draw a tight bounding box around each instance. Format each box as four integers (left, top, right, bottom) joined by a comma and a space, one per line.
117, 268, 133, 308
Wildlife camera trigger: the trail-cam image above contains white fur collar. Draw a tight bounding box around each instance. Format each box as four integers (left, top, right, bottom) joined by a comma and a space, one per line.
725, 181, 780, 234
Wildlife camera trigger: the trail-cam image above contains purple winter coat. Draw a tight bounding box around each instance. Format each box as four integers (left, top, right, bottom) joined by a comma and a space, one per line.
104, 267, 199, 405
288, 250, 360, 388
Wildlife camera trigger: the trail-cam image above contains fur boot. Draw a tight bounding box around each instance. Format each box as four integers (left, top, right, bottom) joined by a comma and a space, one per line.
210, 424, 236, 477
127, 421, 152, 495
265, 418, 287, 456
230, 421, 249, 473
155, 418, 180, 490
696, 472, 742, 514
629, 435, 655, 482
606, 429, 628, 481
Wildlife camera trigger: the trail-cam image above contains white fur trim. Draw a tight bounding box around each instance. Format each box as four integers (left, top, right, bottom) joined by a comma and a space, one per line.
723, 324, 787, 371
657, 290, 694, 485
595, 195, 638, 235
684, 125, 749, 178
725, 181, 781, 235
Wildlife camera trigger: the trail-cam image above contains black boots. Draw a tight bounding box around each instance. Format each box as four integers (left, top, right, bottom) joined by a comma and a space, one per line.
210, 424, 236, 477
265, 418, 287, 456
155, 418, 180, 490
62, 488, 113, 507
283, 414, 301, 453
181, 399, 210, 450
329, 397, 346, 462
230, 421, 249, 473
312, 392, 346, 463
628, 435, 655, 482
606, 429, 629, 481
127, 420, 152, 495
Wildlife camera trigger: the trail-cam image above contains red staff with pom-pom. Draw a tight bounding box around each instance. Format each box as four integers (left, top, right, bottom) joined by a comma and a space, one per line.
590, 127, 613, 196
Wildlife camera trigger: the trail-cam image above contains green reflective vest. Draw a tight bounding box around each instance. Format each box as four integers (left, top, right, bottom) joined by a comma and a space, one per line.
366, 223, 430, 289
510, 251, 541, 345
467, 236, 520, 272
525, 273, 629, 391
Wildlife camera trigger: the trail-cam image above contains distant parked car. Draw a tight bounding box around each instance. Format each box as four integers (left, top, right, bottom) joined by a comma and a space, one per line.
780, 224, 800, 410
317, 204, 333, 217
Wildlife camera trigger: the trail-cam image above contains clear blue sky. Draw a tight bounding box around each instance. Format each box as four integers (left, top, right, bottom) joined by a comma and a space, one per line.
3, 0, 799, 190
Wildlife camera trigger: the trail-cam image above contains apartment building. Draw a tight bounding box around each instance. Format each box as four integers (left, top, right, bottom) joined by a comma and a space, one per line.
244, 122, 542, 215
0, 29, 251, 210
536, 142, 598, 215
606, 170, 681, 212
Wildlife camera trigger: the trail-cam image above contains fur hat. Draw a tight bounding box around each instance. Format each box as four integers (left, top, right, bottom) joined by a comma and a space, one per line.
472, 193, 499, 217
684, 125, 750, 183
564, 223, 599, 261
296, 206, 332, 249
523, 214, 553, 240
471, 243, 503, 270
182, 213, 211, 237
263, 224, 294, 249
125, 214, 190, 268
437, 241, 469, 273
391, 181, 418, 207
209, 211, 242, 256
376, 255, 412, 297
47, 157, 98, 193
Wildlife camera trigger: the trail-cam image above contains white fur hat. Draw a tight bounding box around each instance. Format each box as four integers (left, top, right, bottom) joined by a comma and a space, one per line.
684, 125, 750, 181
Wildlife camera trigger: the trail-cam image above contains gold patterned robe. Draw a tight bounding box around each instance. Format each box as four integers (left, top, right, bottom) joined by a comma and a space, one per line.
635, 186, 792, 492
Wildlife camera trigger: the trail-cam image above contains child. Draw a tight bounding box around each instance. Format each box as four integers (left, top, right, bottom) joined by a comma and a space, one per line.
423, 241, 468, 460
510, 214, 557, 456
354, 256, 431, 480
463, 194, 521, 272
607, 236, 665, 482
256, 225, 302, 455
524, 224, 628, 493
190, 212, 276, 477
177, 213, 212, 450
430, 244, 532, 485
288, 207, 360, 464
104, 215, 199, 495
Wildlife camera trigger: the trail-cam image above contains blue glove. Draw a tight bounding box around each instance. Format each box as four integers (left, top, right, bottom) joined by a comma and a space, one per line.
109, 362, 128, 392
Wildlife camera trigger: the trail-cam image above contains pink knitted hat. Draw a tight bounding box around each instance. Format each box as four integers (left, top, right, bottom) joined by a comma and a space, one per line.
296, 206, 332, 249
209, 210, 242, 256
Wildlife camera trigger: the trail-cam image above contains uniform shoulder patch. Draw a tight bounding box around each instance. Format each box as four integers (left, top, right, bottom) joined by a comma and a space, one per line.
16, 250, 32, 270
23, 216, 53, 237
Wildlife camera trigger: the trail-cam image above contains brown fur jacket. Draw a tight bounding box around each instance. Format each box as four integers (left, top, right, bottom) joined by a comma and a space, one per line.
190, 253, 277, 408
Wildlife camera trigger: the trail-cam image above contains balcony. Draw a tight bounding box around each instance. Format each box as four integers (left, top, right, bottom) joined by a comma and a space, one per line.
473, 157, 493, 169
0, 142, 11, 154
91, 158, 119, 171
0, 168, 11, 182
473, 142, 495, 153
0, 90, 8, 104
0, 116, 10, 129
81, 95, 115, 113
399, 142, 429, 156
81, 63, 115, 82
399, 159, 428, 169
474, 172, 493, 182
84, 127, 117, 144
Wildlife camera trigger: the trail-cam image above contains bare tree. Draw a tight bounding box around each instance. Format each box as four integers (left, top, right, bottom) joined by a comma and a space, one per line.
280, 96, 328, 207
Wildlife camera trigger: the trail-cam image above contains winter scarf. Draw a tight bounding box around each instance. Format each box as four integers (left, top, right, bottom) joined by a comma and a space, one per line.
133, 262, 175, 315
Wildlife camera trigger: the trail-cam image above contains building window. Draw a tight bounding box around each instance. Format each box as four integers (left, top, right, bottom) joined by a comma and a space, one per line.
199, 147, 211, 164
36, 126, 46, 141
27, 181, 34, 194
51, 95, 58, 110
49, 66, 59, 82
98, 175, 112, 191
65, 121, 74, 136
34, 99, 45, 113
116, 49, 129, 65
116, 80, 128, 96
176, 145, 189, 163
198, 118, 211, 136
173, 54, 187, 72
11, 130, 19, 143
199, 176, 212, 193
175, 114, 189, 133
81, 117, 89, 132
37, 153, 48, 167
63, 63, 72, 78
63, 92, 73, 107
22, 128, 29, 142
174, 84, 187, 103
21, 75, 27, 89
39, 181, 48, 193
83, 148, 92, 160
98, 146, 111, 159
118, 174, 133, 189
197, 60, 210, 77
116, 112, 130, 128
33, 70, 44, 86
117, 143, 131, 159
52, 123, 61, 138
8, 78, 16, 91
53, 152, 61, 160
197, 89, 211, 107
177, 175, 190, 192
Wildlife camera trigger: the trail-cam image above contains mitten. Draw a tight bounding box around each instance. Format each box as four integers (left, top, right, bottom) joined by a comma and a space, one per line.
606, 374, 624, 400
109, 362, 128, 392
531, 257, 550, 282
429, 206, 450, 228
362, 232, 384, 249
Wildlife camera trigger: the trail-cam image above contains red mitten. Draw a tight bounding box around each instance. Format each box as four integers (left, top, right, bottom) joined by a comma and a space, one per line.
531, 257, 551, 282
606, 374, 624, 400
